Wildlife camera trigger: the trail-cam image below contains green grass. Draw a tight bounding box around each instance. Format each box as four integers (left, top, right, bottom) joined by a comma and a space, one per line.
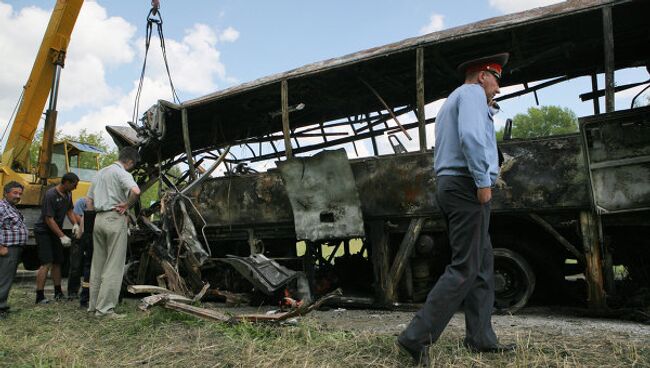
1, 288, 648, 367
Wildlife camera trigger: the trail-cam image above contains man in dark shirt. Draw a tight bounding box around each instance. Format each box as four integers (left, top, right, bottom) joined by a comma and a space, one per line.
34, 172, 81, 304
0, 181, 29, 319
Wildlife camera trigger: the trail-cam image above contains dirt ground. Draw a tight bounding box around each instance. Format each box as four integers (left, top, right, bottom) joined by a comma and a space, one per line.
14, 271, 650, 344
214, 303, 650, 343
5, 274, 649, 367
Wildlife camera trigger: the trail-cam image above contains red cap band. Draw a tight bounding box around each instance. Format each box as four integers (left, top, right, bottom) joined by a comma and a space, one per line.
466, 62, 503, 78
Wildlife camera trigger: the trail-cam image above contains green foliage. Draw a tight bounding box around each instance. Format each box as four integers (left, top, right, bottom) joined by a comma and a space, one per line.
140, 182, 160, 207
29, 129, 118, 170
496, 105, 578, 140
139, 166, 183, 208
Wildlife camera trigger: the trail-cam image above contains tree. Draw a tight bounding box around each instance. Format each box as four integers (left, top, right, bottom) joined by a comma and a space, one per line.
496, 106, 578, 140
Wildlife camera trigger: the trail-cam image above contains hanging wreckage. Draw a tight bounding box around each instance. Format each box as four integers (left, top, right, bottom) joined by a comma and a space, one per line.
107, 0, 650, 312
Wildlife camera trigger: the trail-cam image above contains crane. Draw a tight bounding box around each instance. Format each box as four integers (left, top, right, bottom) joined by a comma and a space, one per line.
0, 0, 166, 209
0, 0, 88, 207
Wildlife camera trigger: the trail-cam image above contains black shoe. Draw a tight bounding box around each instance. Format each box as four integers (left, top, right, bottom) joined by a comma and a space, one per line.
465, 343, 517, 353
396, 336, 429, 367
54, 292, 65, 301
80, 301, 88, 309
36, 298, 50, 305
67, 292, 79, 301
0, 311, 7, 320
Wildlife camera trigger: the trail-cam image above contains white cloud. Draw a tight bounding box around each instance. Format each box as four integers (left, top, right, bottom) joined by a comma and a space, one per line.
1, 0, 238, 152
489, 0, 565, 14
420, 13, 445, 35
139, 23, 230, 96
58, 3, 136, 110
69, 2, 136, 66
219, 27, 240, 43
0, 1, 135, 132
0, 2, 49, 124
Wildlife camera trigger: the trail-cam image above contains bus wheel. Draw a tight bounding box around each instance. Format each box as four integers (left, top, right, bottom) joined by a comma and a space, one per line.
493, 248, 536, 314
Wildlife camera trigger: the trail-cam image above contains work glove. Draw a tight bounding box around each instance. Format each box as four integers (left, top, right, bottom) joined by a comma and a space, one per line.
60, 235, 72, 248
72, 224, 82, 239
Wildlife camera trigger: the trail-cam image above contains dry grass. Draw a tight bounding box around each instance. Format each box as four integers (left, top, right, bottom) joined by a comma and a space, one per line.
1, 288, 648, 368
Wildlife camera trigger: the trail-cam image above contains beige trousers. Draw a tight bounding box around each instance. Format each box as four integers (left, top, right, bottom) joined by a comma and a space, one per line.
88, 211, 128, 314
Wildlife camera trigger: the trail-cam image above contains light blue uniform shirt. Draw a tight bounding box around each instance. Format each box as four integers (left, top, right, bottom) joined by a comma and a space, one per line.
73, 197, 86, 217
434, 84, 499, 188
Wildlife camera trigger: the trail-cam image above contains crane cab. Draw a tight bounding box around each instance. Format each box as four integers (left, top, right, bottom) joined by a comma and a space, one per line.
50, 140, 104, 203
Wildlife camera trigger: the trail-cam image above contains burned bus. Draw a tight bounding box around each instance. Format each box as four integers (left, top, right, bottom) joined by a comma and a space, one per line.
108, 0, 650, 312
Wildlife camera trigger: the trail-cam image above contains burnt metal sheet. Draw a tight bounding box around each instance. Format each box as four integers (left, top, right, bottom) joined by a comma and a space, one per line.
218, 254, 302, 294
192, 173, 293, 227
582, 106, 650, 213
277, 149, 365, 242
495, 135, 590, 210
187, 136, 592, 240
352, 152, 438, 219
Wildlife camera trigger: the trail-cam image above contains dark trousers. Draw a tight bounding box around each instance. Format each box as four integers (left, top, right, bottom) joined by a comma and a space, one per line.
67, 232, 93, 298
400, 176, 498, 350
0, 247, 23, 310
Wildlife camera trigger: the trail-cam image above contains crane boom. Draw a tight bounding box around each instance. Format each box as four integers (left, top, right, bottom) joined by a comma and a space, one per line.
1, 0, 83, 174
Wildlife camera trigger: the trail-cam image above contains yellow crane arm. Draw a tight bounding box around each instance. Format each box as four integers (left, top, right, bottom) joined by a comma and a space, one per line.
1, 0, 83, 173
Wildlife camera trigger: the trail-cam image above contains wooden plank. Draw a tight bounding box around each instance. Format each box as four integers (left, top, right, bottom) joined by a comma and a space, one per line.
181, 108, 196, 181
281, 80, 293, 158
128, 284, 175, 294
579, 211, 607, 310
386, 218, 425, 302
192, 283, 211, 302
416, 47, 426, 152
164, 299, 233, 323
602, 6, 615, 113
235, 288, 342, 322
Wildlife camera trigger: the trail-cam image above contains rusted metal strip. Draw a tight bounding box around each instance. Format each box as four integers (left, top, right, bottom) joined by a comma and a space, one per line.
365, 113, 379, 156
579, 79, 649, 102
590, 74, 601, 114
528, 213, 585, 263
579, 211, 607, 310
354, 106, 413, 134
385, 218, 425, 303
416, 47, 426, 152
602, 6, 615, 112
180, 145, 230, 195
181, 108, 196, 181
495, 76, 570, 102
231, 117, 436, 163
358, 77, 412, 140
281, 80, 293, 158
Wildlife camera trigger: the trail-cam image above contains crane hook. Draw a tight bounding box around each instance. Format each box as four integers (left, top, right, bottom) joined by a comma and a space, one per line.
151, 0, 160, 16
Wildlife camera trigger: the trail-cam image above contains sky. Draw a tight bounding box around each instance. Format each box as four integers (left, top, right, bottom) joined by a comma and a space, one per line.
0, 0, 648, 161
